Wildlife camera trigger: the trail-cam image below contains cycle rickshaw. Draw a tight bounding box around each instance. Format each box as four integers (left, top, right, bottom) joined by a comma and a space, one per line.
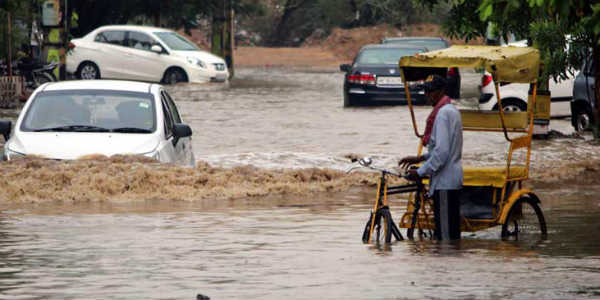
359, 45, 548, 243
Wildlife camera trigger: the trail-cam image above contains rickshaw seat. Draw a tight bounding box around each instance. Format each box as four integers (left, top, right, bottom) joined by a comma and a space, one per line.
463, 166, 527, 188
458, 166, 525, 219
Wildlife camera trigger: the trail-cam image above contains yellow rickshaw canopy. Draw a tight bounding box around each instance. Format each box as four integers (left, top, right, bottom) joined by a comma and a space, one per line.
399, 45, 540, 83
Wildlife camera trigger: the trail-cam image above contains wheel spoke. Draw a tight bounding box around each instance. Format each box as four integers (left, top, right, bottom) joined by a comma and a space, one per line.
502, 197, 547, 242
362, 207, 402, 244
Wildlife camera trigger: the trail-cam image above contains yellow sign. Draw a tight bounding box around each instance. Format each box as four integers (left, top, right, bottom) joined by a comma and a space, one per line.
47, 48, 60, 79
48, 28, 60, 43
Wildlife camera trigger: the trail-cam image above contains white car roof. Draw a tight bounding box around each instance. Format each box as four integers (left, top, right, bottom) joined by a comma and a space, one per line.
91, 25, 172, 35
41, 80, 155, 93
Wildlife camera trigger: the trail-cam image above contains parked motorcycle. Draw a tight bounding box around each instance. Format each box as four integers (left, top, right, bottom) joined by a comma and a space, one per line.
0, 57, 58, 90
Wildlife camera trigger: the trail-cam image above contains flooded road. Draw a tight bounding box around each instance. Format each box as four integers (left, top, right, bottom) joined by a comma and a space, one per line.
1, 67, 599, 299
1, 187, 599, 300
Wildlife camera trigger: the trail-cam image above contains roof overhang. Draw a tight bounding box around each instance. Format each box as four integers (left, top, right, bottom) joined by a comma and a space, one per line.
399, 45, 540, 83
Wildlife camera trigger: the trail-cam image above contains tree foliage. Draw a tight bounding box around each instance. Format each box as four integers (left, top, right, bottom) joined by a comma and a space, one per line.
3, 0, 453, 50
252, 0, 449, 46
0, 0, 37, 60
422, 0, 600, 137
69, 0, 266, 37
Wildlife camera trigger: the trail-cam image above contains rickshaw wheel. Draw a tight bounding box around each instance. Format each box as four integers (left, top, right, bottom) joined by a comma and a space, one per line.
501, 195, 547, 241
362, 207, 394, 244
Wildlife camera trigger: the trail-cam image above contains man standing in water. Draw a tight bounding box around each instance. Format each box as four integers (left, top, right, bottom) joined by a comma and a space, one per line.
399, 75, 463, 240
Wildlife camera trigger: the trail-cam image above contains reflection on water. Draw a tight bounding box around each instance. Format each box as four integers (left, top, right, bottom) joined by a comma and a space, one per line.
0, 188, 599, 300
1, 67, 600, 299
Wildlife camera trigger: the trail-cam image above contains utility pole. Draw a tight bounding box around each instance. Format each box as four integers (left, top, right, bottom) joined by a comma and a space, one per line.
226, 0, 234, 78
211, 0, 234, 79
7, 11, 12, 76
60, 0, 68, 80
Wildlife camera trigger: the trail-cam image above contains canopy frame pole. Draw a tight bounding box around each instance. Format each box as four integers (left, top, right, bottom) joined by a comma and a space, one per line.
493, 72, 511, 142
399, 68, 423, 138
525, 81, 537, 177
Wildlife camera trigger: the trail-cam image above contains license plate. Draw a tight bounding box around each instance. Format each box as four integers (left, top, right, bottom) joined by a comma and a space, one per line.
377, 76, 403, 86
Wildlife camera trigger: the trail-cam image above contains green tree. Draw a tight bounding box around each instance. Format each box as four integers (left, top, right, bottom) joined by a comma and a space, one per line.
0, 0, 37, 61
422, 0, 600, 138
477, 0, 600, 138
69, 0, 265, 37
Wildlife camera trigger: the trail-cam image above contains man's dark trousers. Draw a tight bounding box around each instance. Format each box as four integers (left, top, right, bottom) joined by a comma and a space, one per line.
433, 189, 461, 240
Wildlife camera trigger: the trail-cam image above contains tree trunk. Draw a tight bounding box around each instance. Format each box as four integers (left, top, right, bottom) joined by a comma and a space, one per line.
593, 43, 600, 139
225, 0, 234, 79
211, 0, 226, 57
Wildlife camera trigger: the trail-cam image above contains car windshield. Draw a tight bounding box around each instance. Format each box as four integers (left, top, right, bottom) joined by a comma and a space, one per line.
356, 48, 424, 65
384, 39, 447, 51
154, 31, 198, 51
20, 90, 156, 133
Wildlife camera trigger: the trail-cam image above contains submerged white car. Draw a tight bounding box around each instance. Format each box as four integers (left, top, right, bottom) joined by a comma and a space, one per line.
478, 40, 573, 117
0, 80, 195, 166
479, 71, 573, 117
67, 25, 229, 84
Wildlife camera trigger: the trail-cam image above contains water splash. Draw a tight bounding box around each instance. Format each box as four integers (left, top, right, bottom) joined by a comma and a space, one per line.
0, 155, 391, 204
1, 154, 599, 204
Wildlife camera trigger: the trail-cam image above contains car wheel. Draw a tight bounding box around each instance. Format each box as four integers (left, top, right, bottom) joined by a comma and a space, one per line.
77, 62, 100, 80
163, 68, 188, 85
498, 99, 527, 112
573, 106, 592, 132
343, 93, 359, 107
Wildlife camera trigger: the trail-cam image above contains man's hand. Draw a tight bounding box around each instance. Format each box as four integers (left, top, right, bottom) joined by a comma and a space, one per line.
398, 155, 423, 169
405, 169, 420, 182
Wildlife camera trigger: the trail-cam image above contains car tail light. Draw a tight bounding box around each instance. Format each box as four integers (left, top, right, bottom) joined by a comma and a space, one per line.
481, 74, 493, 87
447, 67, 458, 77
68, 42, 76, 50
347, 73, 376, 85
347, 74, 359, 83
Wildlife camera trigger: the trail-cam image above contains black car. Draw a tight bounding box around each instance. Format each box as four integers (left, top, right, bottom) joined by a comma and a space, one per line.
381, 37, 461, 99
340, 44, 429, 107
571, 58, 595, 132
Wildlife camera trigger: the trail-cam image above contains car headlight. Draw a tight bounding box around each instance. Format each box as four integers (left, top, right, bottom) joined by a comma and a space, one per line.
3, 146, 26, 160
186, 57, 206, 68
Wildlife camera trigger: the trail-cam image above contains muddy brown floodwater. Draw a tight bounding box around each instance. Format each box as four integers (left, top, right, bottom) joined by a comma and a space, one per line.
0, 67, 599, 300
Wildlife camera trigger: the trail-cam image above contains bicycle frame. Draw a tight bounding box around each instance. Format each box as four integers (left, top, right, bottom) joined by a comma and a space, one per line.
362, 168, 422, 243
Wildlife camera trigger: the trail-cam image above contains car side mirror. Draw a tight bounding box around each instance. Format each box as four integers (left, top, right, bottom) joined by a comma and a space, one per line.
0, 121, 11, 141
340, 64, 351, 72
172, 123, 192, 146
151, 45, 164, 54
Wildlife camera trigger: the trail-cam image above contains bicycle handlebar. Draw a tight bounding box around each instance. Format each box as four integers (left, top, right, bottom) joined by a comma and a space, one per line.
347, 157, 405, 178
